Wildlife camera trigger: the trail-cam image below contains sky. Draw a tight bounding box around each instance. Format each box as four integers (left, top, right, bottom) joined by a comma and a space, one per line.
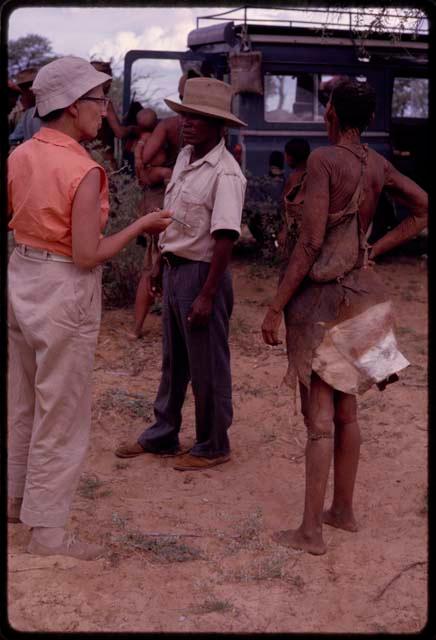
8, 6, 225, 62
7, 5, 427, 112
9, 5, 426, 63
8, 6, 234, 109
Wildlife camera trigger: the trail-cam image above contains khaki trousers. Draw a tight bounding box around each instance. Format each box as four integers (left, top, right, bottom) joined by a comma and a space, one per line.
7, 248, 102, 527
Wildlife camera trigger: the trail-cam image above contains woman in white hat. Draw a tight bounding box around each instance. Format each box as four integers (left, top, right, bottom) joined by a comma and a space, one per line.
7, 56, 172, 560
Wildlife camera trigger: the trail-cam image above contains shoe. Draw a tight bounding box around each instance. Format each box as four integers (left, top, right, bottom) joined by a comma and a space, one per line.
8, 497, 22, 523
173, 453, 231, 471
27, 535, 104, 561
114, 441, 189, 458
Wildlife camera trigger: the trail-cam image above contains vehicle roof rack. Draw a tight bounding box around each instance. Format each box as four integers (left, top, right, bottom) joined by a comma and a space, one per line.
196, 5, 428, 36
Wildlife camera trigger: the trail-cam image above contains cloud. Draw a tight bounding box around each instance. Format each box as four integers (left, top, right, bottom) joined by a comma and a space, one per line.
89, 20, 194, 69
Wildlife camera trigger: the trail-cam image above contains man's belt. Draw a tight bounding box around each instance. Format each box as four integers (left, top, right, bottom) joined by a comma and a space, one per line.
142, 183, 166, 192
162, 252, 195, 267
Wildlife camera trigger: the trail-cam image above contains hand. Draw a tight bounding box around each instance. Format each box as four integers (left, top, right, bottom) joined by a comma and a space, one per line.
140, 209, 172, 234
365, 244, 376, 268
142, 273, 156, 300
261, 307, 282, 346
187, 294, 213, 329
277, 226, 286, 249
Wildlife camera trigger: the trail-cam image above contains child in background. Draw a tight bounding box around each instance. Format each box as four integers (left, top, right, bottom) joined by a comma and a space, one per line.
134, 108, 173, 187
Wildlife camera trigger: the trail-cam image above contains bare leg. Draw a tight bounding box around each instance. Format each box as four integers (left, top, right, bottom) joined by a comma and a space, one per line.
133, 272, 154, 338
323, 391, 360, 532
274, 373, 334, 555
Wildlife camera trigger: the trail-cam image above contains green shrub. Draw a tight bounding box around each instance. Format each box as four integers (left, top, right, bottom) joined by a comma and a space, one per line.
243, 172, 284, 264
87, 142, 146, 308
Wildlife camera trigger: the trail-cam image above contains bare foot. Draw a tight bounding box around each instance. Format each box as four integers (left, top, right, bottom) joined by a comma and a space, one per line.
323, 508, 358, 532
127, 329, 144, 340
272, 528, 326, 555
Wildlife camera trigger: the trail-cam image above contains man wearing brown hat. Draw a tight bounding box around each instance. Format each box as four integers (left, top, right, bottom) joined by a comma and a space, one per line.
9, 67, 41, 144
116, 77, 247, 470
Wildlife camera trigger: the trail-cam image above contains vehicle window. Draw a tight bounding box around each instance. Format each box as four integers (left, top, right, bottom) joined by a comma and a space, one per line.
392, 77, 428, 118
130, 58, 185, 118
264, 73, 366, 123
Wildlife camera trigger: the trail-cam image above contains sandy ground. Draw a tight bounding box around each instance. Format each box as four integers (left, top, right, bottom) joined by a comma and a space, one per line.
7, 250, 428, 633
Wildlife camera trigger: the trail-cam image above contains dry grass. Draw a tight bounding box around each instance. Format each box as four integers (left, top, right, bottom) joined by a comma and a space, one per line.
96, 389, 154, 420
113, 461, 129, 471
230, 507, 265, 551
111, 511, 129, 529
78, 473, 112, 500
115, 531, 203, 563
193, 597, 233, 615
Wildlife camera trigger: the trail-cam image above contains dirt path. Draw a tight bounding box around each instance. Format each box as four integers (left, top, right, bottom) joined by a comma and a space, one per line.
8, 254, 428, 633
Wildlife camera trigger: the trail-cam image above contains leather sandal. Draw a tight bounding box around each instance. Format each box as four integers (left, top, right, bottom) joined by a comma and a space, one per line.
115, 442, 189, 458
173, 453, 230, 471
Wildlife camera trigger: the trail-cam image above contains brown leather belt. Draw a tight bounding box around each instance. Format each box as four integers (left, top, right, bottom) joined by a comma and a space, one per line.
162, 252, 195, 267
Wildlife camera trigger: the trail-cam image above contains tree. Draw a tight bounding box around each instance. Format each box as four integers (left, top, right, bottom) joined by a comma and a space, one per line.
8, 34, 57, 78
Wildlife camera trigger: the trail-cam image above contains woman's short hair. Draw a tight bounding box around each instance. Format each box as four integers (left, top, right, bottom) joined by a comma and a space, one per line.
37, 107, 65, 122
284, 138, 311, 163
331, 79, 376, 133
90, 60, 112, 76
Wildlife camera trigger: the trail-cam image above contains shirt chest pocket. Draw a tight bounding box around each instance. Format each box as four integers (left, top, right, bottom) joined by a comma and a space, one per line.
179, 187, 210, 236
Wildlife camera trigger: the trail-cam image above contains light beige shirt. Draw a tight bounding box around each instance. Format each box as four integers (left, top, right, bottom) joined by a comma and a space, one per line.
159, 138, 246, 262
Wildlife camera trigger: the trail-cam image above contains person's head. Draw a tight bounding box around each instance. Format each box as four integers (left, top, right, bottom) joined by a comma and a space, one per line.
90, 60, 113, 95
136, 107, 157, 131
178, 68, 202, 101
325, 79, 376, 141
32, 56, 112, 141
165, 77, 247, 147
269, 150, 284, 175
232, 142, 243, 165
284, 138, 311, 169
180, 112, 226, 147
123, 100, 143, 125
318, 75, 349, 108
15, 67, 38, 109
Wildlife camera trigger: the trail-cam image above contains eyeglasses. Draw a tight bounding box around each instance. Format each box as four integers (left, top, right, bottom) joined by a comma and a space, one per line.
78, 97, 109, 107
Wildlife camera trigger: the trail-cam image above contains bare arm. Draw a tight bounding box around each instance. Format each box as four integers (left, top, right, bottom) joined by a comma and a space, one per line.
262, 153, 329, 345
71, 169, 172, 269
187, 230, 237, 328
140, 121, 168, 166
370, 162, 428, 260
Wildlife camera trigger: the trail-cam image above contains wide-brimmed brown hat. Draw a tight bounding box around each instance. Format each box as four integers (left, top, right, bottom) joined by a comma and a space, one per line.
165, 77, 247, 128
15, 67, 39, 86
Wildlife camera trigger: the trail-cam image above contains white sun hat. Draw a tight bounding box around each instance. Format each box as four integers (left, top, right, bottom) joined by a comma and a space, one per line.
32, 56, 112, 117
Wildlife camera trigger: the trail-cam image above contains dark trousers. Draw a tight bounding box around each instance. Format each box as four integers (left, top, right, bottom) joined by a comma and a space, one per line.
138, 261, 234, 457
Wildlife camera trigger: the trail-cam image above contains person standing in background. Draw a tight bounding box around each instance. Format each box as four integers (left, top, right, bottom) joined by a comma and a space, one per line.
9, 67, 41, 145
277, 138, 311, 254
